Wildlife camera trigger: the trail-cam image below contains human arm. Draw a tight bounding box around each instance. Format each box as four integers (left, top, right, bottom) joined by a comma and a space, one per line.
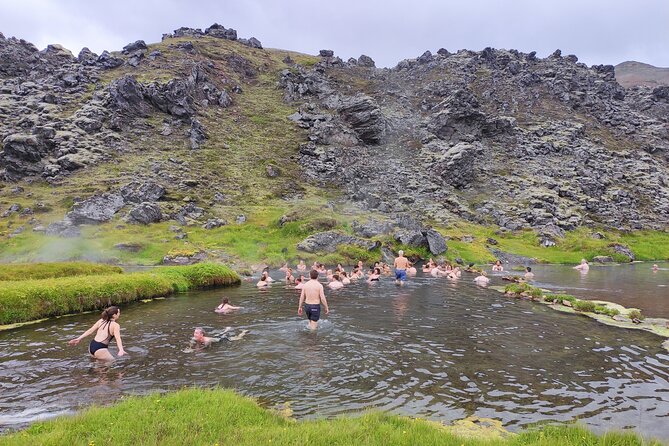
320, 285, 329, 314
68, 319, 102, 345
112, 322, 126, 356
297, 288, 305, 315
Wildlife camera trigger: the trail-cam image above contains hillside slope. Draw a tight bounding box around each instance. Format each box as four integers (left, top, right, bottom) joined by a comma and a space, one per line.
0, 26, 668, 265
615, 61, 669, 88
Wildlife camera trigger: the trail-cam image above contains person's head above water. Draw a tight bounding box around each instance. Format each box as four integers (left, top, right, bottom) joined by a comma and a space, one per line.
310, 269, 319, 280
398, 250, 404, 256
581, 259, 587, 264
526, 266, 532, 272
193, 327, 206, 340
222, 298, 229, 305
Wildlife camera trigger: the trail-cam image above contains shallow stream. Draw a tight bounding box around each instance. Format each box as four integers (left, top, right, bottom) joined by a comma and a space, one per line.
1, 262, 668, 439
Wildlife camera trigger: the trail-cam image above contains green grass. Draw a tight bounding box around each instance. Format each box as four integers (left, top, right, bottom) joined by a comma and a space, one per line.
0, 388, 660, 446
0, 263, 239, 325
0, 262, 122, 281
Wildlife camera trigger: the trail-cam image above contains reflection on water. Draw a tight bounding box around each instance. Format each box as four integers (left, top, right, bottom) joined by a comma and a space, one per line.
528, 261, 669, 318
1, 264, 668, 440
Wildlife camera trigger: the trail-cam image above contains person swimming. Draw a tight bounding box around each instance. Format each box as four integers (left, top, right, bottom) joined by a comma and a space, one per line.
257, 272, 271, 288
367, 267, 382, 282
186, 327, 249, 352
474, 271, 490, 286
215, 298, 242, 314
68, 306, 126, 361
297, 260, 307, 272
340, 271, 351, 285
294, 277, 305, 290
492, 260, 504, 272
328, 274, 344, 290
524, 266, 535, 280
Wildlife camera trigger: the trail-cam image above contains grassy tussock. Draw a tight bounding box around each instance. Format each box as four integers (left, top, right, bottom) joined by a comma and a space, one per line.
0, 262, 122, 281
1, 388, 659, 446
0, 264, 239, 325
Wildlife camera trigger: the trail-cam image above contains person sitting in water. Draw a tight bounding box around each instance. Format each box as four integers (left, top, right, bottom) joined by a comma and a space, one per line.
367, 267, 382, 282
215, 298, 242, 314
326, 269, 334, 282
257, 272, 271, 288
335, 263, 344, 273
350, 267, 360, 280
340, 271, 351, 285
524, 266, 535, 280
652, 264, 659, 272
447, 266, 461, 280
294, 277, 305, 290
297, 260, 307, 272
285, 268, 295, 284
422, 262, 433, 273
407, 262, 417, 276
68, 306, 126, 361
279, 263, 289, 272
382, 263, 392, 275
474, 271, 490, 286
574, 259, 590, 271
357, 260, 364, 272
492, 260, 504, 272
188, 327, 249, 351
328, 274, 344, 290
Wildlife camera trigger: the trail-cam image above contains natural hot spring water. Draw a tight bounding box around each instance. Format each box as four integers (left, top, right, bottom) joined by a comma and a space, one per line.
1, 263, 668, 439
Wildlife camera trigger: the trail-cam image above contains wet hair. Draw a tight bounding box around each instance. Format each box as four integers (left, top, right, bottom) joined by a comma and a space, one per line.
526, 266, 532, 272
261, 272, 269, 280
341, 271, 348, 277
310, 269, 319, 279
194, 327, 205, 336
101, 306, 119, 321
374, 267, 381, 275
333, 274, 340, 281
222, 298, 229, 305
295, 277, 302, 283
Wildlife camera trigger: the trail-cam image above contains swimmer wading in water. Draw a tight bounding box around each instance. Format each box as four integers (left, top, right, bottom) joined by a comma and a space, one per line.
68, 306, 125, 361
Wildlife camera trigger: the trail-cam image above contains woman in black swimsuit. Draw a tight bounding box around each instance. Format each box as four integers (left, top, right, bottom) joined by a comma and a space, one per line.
68, 306, 126, 361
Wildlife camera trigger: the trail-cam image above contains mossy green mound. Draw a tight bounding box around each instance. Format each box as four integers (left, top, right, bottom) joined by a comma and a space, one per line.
0, 388, 660, 446
0, 263, 239, 326
0, 262, 122, 281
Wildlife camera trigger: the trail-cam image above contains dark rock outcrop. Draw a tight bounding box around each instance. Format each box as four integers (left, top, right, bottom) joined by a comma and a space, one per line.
127, 202, 162, 224
297, 231, 378, 253
66, 193, 124, 224
120, 181, 165, 203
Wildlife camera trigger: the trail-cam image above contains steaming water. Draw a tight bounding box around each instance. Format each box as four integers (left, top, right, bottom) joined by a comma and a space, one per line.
1, 263, 668, 440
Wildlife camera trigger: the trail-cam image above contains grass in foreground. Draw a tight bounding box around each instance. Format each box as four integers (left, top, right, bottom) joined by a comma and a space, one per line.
0, 388, 659, 446
0, 263, 239, 325
0, 262, 122, 281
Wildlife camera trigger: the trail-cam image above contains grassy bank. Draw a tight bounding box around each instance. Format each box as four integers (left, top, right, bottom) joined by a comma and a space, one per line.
0, 388, 659, 446
0, 262, 122, 281
0, 263, 239, 326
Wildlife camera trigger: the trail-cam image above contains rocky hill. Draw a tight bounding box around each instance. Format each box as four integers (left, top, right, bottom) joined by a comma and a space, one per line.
615, 61, 669, 88
0, 25, 668, 264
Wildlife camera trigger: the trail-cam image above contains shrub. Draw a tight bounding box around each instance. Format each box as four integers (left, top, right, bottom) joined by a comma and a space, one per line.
573, 300, 596, 313
594, 305, 620, 317
628, 309, 645, 321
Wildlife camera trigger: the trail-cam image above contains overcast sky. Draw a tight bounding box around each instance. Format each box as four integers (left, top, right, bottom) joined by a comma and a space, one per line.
1, 0, 668, 68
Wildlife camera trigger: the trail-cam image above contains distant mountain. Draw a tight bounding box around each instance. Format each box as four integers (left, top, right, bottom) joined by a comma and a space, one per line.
615, 61, 669, 88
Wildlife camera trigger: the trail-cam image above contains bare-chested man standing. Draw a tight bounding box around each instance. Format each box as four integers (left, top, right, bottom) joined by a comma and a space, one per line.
298, 269, 330, 330
394, 250, 410, 285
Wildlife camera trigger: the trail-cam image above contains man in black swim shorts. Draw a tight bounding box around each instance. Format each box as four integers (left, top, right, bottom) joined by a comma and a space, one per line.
298, 269, 330, 330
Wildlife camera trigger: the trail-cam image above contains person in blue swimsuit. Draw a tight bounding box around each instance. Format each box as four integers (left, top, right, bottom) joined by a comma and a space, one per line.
69, 306, 126, 361
393, 250, 410, 285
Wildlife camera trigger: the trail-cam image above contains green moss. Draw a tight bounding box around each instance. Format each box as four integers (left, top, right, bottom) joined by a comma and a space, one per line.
0, 263, 239, 325
0, 262, 122, 281
573, 300, 596, 313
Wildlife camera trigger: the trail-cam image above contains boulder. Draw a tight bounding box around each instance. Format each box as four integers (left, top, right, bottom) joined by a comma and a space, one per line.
433, 142, 483, 188
266, 164, 280, 177
66, 193, 124, 224
77, 47, 98, 65
204, 23, 237, 40
319, 49, 334, 57
202, 218, 227, 229
338, 94, 385, 144
592, 255, 614, 263
424, 229, 448, 255
114, 242, 144, 252
1, 134, 48, 180
46, 219, 80, 237
394, 230, 427, 247
608, 243, 635, 262
162, 251, 207, 265
417, 50, 433, 64
351, 220, 393, 238
357, 55, 375, 67
97, 50, 124, 69
297, 231, 378, 253
120, 181, 165, 203
122, 40, 147, 54
188, 118, 208, 149
127, 202, 162, 224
